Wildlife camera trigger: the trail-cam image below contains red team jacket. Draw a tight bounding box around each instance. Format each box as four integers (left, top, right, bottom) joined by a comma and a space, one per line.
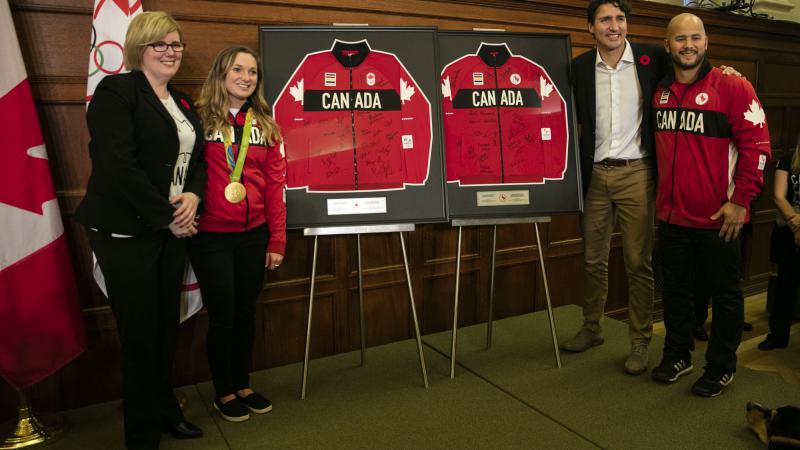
441, 43, 569, 185
273, 40, 432, 192
653, 60, 771, 229
199, 105, 287, 255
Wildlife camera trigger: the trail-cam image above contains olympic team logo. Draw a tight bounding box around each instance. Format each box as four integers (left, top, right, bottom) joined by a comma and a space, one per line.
86, 0, 143, 104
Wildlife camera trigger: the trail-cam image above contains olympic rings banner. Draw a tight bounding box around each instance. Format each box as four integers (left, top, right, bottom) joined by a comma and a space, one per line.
86, 0, 142, 104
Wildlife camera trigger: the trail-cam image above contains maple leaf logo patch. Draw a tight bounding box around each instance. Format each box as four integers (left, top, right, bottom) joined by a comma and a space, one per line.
289, 79, 304, 104
540, 76, 554, 99
744, 99, 765, 128
441, 76, 452, 100
400, 78, 415, 104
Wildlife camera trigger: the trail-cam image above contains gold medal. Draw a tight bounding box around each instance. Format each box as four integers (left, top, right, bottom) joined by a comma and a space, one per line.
224, 182, 246, 203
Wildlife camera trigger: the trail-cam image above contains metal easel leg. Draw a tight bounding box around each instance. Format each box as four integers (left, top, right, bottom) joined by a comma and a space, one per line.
451, 226, 462, 378
534, 223, 562, 368
399, 231, 429, 388
300, 235, 319, 399
486, 224, 497, 350
357, 234, 366, 366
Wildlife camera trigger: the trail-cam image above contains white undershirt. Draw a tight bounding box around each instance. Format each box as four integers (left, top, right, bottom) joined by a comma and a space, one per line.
594, 41, 646, 162
161, 96, 196, 199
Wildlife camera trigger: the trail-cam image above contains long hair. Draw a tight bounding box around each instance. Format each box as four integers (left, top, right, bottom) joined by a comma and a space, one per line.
123, 11, 182, 71
793, 133, 800, 174
195, 46, 281, 145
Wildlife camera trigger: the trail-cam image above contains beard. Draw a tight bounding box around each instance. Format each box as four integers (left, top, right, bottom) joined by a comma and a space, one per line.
671, 50, 705, 70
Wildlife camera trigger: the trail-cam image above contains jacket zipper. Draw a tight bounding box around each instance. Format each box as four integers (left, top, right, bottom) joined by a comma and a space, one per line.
348, 61, 358, 191
492, 61, 505, 183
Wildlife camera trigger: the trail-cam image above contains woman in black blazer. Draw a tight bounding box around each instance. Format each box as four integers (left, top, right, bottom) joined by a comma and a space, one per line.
76, 11, 206, 450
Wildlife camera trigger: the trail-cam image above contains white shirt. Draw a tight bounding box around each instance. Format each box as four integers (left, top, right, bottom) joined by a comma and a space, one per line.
594, 41, 646, 162
161, 96, 196, 199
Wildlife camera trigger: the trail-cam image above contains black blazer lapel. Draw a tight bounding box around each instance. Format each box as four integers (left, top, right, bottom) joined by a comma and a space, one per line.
133, 71, 178, 135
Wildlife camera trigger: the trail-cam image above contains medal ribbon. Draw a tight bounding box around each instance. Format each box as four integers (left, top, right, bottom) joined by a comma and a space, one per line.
223, 109, 255, 183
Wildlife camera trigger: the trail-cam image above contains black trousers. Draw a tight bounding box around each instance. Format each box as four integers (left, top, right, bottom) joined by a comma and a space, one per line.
659, 222, 743, 373
87, 229, 185, 450
188, 224, 268, 398
769, 226, 800, 343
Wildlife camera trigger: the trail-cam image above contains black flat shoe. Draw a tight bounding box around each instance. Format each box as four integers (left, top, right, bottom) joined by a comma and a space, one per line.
758, 337, 788, 351
165, 421, 203, 439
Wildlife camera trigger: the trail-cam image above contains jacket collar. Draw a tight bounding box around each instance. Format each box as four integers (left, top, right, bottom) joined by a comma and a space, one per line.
477, 43, 512, 68
658, 57, 712, 89
332, 40, 370, 68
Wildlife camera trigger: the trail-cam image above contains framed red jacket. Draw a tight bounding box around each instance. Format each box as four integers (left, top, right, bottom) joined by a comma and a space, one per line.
441, 43, 569, 186
273, 39, 432, 192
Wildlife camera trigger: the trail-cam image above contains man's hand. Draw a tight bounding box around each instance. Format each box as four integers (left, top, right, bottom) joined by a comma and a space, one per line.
266, 252, 284, 270
170, 192, 200, 228
710, 201, 746, 242
719, 65, 744, 79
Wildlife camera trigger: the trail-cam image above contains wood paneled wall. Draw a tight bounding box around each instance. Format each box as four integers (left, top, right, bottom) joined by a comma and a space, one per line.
4, 0, 800, 415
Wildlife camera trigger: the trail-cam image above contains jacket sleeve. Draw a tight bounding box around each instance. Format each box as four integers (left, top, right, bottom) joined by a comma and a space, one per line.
264, 142, 287, 255
86, 76, 175, 230
273, 64, 308, 190
723, 76, 771, 209
440, 66, 460, 182
538, 67, 569, 180
398, 62, 432, 185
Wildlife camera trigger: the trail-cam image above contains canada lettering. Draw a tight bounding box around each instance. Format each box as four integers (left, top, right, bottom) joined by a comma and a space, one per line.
322, 91, 382, 110
471, 89, 524, 107
656, 110, 705, 134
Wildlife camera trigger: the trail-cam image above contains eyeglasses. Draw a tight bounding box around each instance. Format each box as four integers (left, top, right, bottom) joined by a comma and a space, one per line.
147, 41, 186, 52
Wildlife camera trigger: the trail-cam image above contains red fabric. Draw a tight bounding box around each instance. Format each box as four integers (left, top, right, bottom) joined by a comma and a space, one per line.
653, 65, 771, 229
198, 107, 287, 255
0, 79, 86, 389
274, 41, 432, 192
441, 47, 569, 185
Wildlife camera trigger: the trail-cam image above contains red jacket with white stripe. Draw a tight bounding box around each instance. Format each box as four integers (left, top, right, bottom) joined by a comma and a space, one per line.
652, 60, 771, 229
198, 104, 287, 255
273, 39, 432, 192
441, 43, 569, 185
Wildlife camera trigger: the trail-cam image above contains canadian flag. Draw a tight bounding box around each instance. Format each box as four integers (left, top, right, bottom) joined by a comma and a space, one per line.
0, 0, 86, 389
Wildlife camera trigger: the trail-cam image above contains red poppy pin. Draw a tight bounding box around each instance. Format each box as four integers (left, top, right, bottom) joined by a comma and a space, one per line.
180, 98, 190, 110
235, 113, 246, 127
639, 55, 651, 66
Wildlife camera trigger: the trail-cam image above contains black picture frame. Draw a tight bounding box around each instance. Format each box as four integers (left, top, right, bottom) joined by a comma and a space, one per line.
260, 26, 447, 229
438, 31, 582, 219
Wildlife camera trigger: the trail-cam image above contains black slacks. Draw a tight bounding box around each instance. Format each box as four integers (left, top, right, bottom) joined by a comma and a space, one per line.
188, 224, 268, 398
88, 229, 185, 450
659, 222, 744, 373
769, 226, 800, 343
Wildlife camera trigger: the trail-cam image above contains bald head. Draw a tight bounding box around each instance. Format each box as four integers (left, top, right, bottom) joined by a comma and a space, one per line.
666, 13, 706, 39
664, 12, 708, 80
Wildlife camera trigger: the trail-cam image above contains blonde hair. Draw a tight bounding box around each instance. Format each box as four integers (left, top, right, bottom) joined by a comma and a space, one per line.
123, 11, 183, 71
196, 46, 282, 145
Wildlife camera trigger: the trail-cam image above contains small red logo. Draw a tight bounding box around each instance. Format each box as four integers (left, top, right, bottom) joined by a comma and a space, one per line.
180, 98, 190, 110
639, 55, 651, 66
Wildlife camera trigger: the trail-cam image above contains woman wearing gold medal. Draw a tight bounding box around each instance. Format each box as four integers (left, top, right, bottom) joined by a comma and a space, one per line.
191, 46, 286, 422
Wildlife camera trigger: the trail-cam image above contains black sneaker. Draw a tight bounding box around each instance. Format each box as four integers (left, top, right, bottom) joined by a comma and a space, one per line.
651, 358, 693, 383
213, 398, 250, 422
757, 335, 788, 351
691, 370, 734, 397
237, 392, 273, 414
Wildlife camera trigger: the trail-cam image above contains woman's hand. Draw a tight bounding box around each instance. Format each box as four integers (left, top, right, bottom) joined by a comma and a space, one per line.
168, 221, 197, 238
266, 252, 284, 270
170, 192, 200, 228
787, 213, 800, 233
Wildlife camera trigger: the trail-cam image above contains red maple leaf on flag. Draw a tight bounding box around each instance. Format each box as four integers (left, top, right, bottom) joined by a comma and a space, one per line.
0, 80, 55, 215
94, 0, 142, 19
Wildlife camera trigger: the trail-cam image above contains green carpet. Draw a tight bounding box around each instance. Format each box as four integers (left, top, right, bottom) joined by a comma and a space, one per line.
423, 305, 800, 450
41, 337, 596, 449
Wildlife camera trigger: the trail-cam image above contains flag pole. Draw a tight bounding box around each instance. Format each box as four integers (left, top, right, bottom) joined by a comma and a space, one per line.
0, 389, 66, 449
